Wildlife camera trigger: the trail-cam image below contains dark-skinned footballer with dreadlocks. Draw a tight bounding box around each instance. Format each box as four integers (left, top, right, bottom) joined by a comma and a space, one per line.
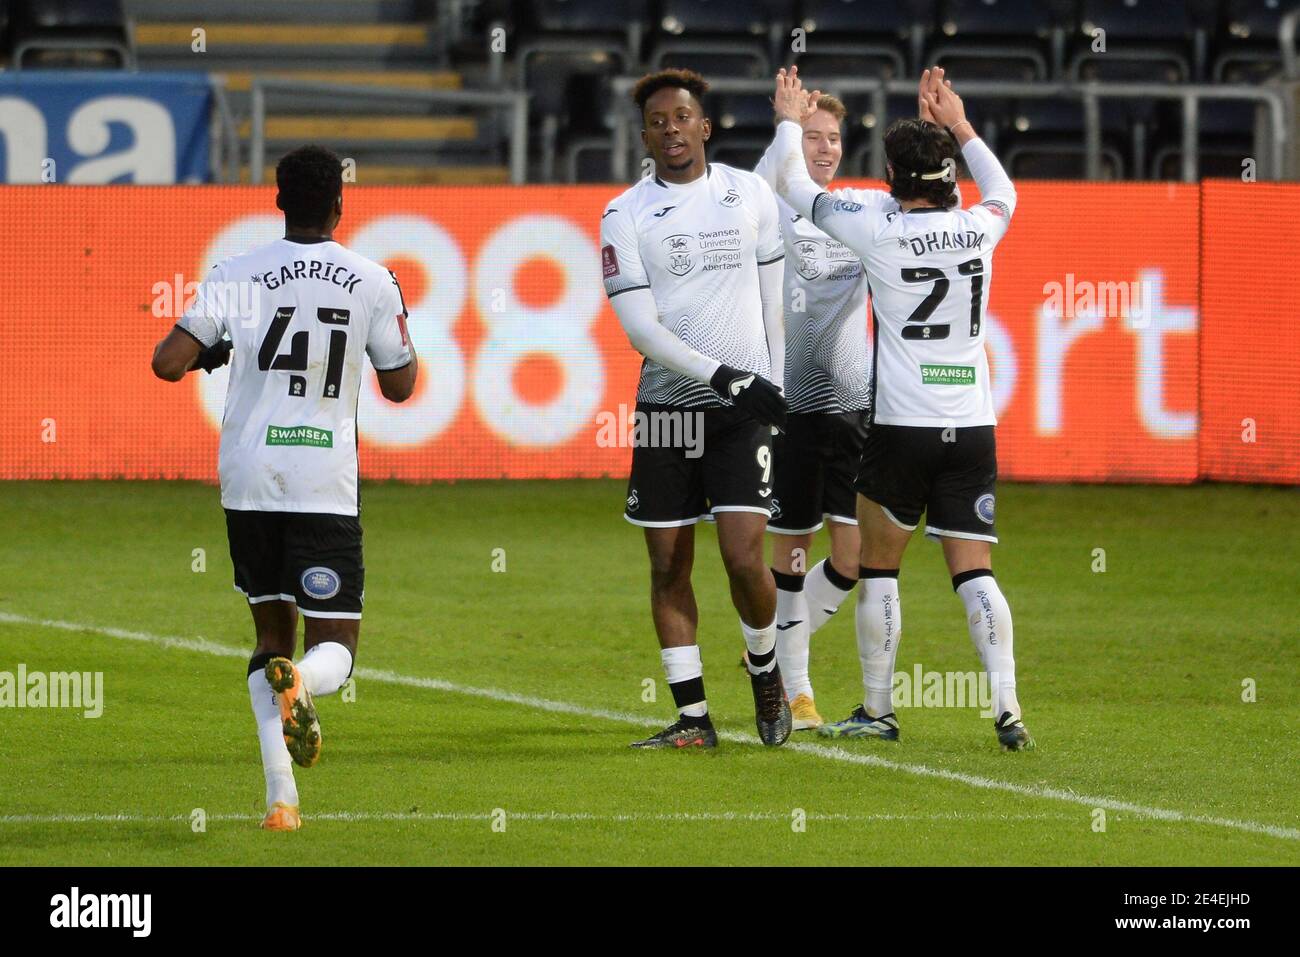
151, 145, 421, 829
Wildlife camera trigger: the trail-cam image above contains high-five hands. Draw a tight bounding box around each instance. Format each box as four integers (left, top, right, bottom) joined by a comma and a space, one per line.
918, 67, 951, 123
773, 66, 822, 126
918, 66, 970, 135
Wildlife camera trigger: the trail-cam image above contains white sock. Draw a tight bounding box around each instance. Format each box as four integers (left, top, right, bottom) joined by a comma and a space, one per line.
741, 615, 778, 675
773, 571, 813, 699
805, 558, 857, 633
661, 645, 707, 719
248, 669, 298, 810
857, 571, 902, 718
955, 571, 1022, 721
296, 641, 353, 697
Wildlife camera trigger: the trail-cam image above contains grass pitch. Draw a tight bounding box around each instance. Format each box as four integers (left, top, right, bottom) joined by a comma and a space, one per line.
0, 480, 1297, 866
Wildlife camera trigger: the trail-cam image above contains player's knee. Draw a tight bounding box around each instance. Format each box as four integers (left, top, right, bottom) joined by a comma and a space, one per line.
648, 554, 692, 593
303, 617, 359, 656
719, 545, 766, 584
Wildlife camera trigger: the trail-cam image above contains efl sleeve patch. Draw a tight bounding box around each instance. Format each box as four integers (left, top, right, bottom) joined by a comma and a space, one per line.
396, 312, 410, 347
978, 200, 1009, 218
602, 244, 620, 279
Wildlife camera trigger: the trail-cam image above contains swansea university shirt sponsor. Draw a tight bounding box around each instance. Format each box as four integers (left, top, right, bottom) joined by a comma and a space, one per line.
178, 238, 412, 515
600, 164, 784, 407
754, 146, 870, 413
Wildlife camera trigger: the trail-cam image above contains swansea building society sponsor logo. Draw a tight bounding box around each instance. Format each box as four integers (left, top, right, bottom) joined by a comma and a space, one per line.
920, 364, 976, 386
50, 887, 151, 937
0, 665, 103, 717
265, 425, 333, 448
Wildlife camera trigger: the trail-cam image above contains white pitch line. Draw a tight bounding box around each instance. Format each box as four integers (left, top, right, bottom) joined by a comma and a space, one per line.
0, 811, 1075, 825
1, 611, 1297, 842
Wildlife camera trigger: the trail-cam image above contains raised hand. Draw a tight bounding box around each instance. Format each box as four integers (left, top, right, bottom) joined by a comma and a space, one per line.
920, 66, 968, 133
773, 66, 822, 125
918, 68, 935, 122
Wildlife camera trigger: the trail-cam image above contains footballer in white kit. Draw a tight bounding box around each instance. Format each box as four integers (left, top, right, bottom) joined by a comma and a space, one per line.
752, 81, 963, 733
752, 92, 870, 732
769, 67, 1033, 751
151, 146, 420, 829
601, 69, 793, 750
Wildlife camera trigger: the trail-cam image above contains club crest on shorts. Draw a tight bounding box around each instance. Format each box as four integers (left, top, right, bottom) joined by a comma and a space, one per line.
301, 566, 342, 600
626, 489, 639, 513
975, 494, 995, 525
768, 497, 782, 520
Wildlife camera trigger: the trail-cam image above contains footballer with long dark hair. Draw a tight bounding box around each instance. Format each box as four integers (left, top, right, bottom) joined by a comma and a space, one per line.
769, 67, 1032, 750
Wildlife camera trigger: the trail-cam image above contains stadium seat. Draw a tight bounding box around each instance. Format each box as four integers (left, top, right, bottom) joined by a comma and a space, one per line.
12, 0, 133, 69
1069, 0, 1211, 82
929, 0, 1069, 81
563, 136, 616, 182
1149, 97, 1259, 179
999, 98, 1132, 180
516, 3, 651, 182
648, 43, 771, 79
794, 46, 905, 84
648, 0, 789, 78
1003, 144, 1124, 179
798, 0, 934, 73
528, 50, 624, 181
712, 92, 781, 132
709, 134, 774, 171
1213, 0, 1298, 81
659, 0, 784, 35
522, 0, 649, 72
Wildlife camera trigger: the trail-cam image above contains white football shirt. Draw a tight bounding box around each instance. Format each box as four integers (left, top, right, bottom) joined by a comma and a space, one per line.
178, 237, 412, 516
770, 121, 1014, 428
754, 148, 871, 413
600, 163, 785, 407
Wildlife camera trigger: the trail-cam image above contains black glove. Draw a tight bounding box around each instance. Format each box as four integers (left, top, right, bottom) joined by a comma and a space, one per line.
710, 364, 787, 430
195, 339, 232, 374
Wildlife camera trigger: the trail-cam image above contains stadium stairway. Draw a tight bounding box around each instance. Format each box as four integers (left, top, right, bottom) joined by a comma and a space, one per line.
125, 0, 510, 183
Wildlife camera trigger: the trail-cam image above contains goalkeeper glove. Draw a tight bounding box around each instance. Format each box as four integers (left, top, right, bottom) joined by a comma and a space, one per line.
710, 364, 787, 430
195, 339, 232, 374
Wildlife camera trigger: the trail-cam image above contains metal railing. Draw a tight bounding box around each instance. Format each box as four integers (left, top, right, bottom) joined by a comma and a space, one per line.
1282, 8, 1300, 80
245, 77, 529, 185
609, 76, 1288, 183
208, 74, 240, 185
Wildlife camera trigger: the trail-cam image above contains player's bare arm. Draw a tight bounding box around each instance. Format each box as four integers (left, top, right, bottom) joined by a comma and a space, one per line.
150, 325, 228, 381
375, 346, 418, 402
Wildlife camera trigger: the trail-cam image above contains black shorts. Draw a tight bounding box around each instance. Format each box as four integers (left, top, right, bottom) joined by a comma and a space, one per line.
225, 510, 365, 619
855, 424, 999, 543
769, 411, 869, 534
623, 404, 774, 527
